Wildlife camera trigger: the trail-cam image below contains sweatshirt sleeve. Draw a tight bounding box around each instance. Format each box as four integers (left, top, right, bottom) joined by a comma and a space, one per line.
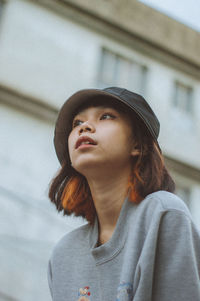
152, 209, 200, 301
47, 259, 53, 300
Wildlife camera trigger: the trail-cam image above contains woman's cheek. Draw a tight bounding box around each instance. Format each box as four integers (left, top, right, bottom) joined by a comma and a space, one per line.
68, 135, 74, 160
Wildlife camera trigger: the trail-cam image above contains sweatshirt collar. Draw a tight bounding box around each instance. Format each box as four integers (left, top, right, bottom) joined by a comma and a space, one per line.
89, 196, 134, 264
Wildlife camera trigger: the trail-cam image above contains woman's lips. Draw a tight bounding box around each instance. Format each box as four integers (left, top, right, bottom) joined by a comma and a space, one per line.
77, 143, 96, 150
75, 136, 97, 149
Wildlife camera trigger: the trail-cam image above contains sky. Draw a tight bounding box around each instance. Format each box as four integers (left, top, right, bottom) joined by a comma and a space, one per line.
139, 0, 200, 32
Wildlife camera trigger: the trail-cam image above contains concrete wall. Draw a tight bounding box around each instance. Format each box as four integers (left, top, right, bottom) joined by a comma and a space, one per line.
58, 0, 200, 66
0, 103, 85, 300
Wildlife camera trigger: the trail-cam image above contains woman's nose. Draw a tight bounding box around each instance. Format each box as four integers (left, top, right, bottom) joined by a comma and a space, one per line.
79, 121, 95, 134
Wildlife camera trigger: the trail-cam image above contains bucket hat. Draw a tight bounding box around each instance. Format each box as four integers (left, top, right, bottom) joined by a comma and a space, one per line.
54, 87, 160, 165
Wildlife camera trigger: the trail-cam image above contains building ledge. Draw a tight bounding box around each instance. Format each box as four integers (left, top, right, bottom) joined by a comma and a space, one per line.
165, 155, 200, 183
34, 0, 200, 79
0, 84, 58, 122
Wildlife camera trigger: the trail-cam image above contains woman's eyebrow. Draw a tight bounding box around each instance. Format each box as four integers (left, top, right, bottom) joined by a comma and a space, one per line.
72, 106, 118, 120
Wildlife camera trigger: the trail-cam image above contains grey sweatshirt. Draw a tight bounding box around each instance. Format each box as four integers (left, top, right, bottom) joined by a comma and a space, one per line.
47, 191, 200, 301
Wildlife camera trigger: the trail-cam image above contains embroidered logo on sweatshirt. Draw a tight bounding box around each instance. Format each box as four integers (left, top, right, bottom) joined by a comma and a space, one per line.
116, 282, 133, 301
78, 286, 91, 301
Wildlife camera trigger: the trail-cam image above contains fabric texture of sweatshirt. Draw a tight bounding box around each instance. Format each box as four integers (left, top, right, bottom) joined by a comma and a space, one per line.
47, 190, 200, 301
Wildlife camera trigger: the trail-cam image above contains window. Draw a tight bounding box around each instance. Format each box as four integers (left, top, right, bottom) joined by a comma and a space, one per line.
173, 81, 193, 114
98, 48, 147, 94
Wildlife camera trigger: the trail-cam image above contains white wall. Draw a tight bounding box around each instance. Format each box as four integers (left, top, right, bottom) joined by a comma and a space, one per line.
0, 104, 85, 300
0, 0, 99, 106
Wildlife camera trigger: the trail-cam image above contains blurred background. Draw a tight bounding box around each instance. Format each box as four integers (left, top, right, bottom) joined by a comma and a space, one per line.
0, 0, 200, 300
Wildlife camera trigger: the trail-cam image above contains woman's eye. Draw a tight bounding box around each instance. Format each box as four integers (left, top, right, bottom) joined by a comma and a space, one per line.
100, 113, 115, 120
72, 119, 83, 128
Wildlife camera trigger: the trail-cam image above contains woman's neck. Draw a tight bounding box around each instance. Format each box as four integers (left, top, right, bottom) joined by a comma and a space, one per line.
87, 168, 130, 244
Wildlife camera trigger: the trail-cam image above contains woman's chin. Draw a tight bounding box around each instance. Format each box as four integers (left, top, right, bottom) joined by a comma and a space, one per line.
72, 160, 105, 177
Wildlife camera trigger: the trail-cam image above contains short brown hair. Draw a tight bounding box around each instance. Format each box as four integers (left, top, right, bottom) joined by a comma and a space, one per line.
49, 102, 175, 224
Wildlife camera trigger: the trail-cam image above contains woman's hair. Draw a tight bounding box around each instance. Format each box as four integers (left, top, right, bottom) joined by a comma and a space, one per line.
49, 98, 175, 224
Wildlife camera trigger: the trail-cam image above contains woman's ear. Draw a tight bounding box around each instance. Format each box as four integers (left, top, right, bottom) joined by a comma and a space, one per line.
131, 143, 149, 157
131, 147, 140, 157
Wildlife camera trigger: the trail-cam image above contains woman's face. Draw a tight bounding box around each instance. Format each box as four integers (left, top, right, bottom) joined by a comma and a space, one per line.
68, 104, 139, 177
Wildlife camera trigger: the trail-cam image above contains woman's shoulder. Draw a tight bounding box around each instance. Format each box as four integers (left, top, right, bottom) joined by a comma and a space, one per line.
50, 222, 91, 260
134, 190, 192, 225
145, 190, 190, 214
129, 191, 196, 241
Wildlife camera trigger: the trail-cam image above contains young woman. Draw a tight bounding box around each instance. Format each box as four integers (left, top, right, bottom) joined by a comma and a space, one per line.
48, 87, 200, 301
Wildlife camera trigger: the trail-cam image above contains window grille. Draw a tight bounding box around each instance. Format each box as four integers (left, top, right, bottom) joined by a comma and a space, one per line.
98, 48, 147, 94
173, 81, 193, 114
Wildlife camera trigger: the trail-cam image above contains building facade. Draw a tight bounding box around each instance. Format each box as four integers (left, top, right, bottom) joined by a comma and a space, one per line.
0, 0, 200, 300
